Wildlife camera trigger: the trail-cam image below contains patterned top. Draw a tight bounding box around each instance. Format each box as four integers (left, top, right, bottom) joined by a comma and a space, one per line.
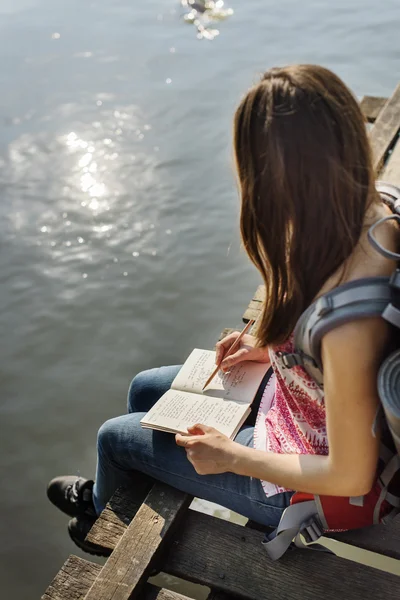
253, 335, 328, 497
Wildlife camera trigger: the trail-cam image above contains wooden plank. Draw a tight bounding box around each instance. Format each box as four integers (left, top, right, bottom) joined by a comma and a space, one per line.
242, 302, 263, 324
164, 511, 400, 600
245, 299, 264, 312
327, 516, 400, 561
84, 483, 191, 600
206, 592, 239, 600
253, 285, 265, 302
140, 586, 196, 600
217, 328, 235, 342
369, 84, 400, 172
242, 286, 265, 324
41, 555, 195, 600
381, 133, 400, 184
88, 485, 400, 561
42, 555, 101, 600
360, 96, 388, 123
246, 514, 400, 561
87, 478, 153, 553
249, 513, 400, 561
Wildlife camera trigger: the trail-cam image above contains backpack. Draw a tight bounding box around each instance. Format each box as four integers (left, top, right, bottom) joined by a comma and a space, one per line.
263, 181, 400, 560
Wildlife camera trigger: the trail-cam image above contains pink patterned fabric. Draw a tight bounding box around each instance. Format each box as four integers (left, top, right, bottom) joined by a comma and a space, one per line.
253, 335, 328, 497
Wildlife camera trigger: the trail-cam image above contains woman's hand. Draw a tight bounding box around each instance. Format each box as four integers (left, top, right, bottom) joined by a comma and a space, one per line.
175, 424, 242, 475
215, 331, 270, 372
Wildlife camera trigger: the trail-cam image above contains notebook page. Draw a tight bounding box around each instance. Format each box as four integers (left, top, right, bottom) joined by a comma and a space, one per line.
140, 389, 251, 439
171, 348, 269, 403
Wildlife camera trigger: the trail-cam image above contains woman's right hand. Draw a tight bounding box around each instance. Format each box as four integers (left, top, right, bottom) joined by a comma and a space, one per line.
215, 331, 270, 372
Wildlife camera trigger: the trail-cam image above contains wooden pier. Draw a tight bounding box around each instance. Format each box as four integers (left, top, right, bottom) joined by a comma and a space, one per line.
42, 86, 400, 600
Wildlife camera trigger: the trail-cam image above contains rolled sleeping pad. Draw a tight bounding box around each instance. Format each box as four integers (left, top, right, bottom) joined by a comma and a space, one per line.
378, 349, 400, 455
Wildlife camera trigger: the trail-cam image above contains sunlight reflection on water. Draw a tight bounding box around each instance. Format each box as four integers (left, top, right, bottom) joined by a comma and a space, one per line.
181, 0, 234, 40
1, 98, 173, 311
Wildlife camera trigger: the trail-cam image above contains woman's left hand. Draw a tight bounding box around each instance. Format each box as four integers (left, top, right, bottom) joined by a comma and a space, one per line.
175, 424, 240, 475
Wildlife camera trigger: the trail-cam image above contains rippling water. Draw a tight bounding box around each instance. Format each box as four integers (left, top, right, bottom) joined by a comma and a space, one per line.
1, 1, 400, 598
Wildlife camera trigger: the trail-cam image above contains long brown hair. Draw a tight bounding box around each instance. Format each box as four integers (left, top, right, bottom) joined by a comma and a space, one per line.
234, 64, 376, 347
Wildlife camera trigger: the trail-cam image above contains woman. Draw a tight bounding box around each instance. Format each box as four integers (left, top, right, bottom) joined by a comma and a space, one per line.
47, 64, 398, 555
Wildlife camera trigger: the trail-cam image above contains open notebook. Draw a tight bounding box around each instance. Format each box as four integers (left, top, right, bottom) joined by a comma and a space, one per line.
140, 348, 270, 439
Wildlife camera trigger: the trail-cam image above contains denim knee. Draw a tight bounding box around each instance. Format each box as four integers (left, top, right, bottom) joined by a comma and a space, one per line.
127, 369, 152, 413
97, 417, 121, 459
126, 365, 181, 414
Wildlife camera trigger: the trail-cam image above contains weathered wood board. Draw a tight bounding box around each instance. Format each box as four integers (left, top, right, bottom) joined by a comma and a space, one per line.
85, 502, 400, 599
41, 555, 197, 600
381, 134, 400, 184
88, 482, 400, 563
84, 483, 191, 600
86, 481, 153, 554
42, 555, 101, 600
369, 84, 400, 172
360, 96, 387, 123
164, 511, 400, 600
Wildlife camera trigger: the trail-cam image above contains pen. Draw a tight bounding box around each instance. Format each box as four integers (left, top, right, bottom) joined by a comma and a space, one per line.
202, 318, 256, 391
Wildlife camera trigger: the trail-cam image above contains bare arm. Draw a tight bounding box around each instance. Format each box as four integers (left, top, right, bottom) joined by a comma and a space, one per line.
233, 317, 388, 495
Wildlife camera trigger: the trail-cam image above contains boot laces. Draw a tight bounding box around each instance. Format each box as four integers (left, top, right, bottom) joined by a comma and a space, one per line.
65, 479, 85, 506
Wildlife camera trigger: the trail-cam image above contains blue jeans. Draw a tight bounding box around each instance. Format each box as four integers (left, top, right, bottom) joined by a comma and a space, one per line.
92, 366, 292, 527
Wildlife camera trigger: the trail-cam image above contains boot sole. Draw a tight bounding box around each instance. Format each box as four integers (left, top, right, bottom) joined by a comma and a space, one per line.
68, 529, 160, 575
68, 527, 111, 558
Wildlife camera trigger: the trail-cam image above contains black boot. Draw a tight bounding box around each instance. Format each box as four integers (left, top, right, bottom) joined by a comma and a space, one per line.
47, 476, 96, 518
68, 516, 111, 557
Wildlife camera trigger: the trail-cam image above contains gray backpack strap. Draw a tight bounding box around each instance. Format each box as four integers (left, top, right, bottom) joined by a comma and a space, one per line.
262, 500, 332, 560
287, 278, 392, 388
376, 180, 400, 214
368, 214, 400, 261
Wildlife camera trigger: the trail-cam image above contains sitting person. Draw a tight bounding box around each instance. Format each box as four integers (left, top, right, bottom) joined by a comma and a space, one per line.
47, 64, 398, 555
